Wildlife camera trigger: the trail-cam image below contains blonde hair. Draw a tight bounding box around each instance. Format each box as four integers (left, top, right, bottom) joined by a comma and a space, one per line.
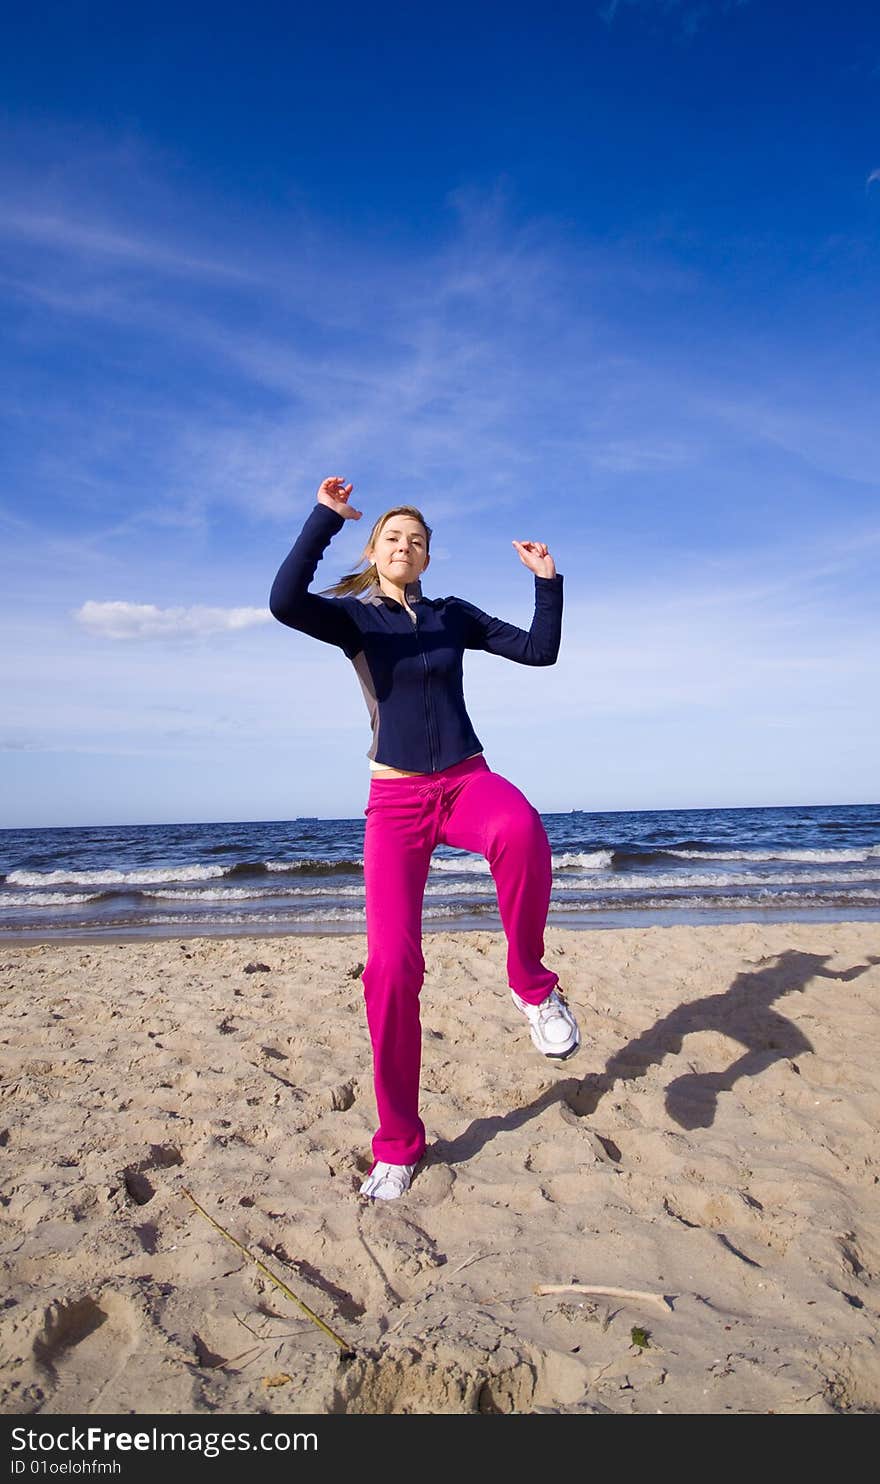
323, 505, 432, 597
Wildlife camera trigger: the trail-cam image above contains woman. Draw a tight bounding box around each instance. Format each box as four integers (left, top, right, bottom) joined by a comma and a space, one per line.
269, 476, 580, 1200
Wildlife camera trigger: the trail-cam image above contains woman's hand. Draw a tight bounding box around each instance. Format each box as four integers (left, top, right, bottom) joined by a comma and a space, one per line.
316, 476, 362, 520
512, 539, 556, 579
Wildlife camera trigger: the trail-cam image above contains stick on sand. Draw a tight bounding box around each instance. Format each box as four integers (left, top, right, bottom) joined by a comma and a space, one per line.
535, 1283, 674, 1314
182, 1187, 355, 1356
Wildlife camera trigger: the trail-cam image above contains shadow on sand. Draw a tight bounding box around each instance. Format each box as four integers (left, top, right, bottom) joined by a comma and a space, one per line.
430, 950, 879, 1167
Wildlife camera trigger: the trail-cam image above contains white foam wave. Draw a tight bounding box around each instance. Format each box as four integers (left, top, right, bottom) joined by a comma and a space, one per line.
264, 857, 364, 872
552, 850, 615, 870
146, 885, 367, 902
0, 891, 102, 907
424, 902, 495, 919
79, 909, 371, 927
551, 868, 880, 891
119, 869, 880, 905
265, 905, 366, 922
426, 880, 496, 896
114, 901, 495, 926
429, 849, 614, 874
146, 881, 499, 904
7, 865, 227, 887
147, 906, 370, 925
548, 888, 880, 911
9, 889, 878, 933
666, 847, 880, 864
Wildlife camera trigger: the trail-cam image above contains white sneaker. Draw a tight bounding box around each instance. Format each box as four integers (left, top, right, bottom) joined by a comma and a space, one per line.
511, 987, 580, 1060
359, 1161, 417, 1200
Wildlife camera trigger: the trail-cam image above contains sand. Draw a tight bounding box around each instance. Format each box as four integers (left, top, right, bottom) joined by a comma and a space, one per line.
1, 921, 878, 1416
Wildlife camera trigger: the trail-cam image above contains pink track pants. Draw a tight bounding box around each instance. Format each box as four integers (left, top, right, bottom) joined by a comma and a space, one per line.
361, 753, 558, 1167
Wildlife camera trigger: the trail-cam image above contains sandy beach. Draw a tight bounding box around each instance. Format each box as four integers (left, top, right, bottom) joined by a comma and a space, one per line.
1, 920, 878, 1415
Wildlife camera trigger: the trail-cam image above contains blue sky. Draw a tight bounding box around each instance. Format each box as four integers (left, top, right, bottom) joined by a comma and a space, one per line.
1, 0, 878, 826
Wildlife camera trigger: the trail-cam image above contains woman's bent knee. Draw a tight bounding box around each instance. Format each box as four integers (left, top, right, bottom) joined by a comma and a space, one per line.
486, 801, 548, 858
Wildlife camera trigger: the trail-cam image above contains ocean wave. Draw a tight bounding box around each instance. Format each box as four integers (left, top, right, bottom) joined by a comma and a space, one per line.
426, 880, 495, 896
429, 856, 492, 874
146, 881, 500, 903
120, 901, 497, 925
7, 866, 877, 913
547, 888, 880, 911
4, 859, 368, 888
552, 850, 615, 870
551, 867, 880, 891
4, 893, 878, 933
816, 819, 880, 830
144, 885, 366, 902
6, 865, 227, 887
429, 849, 615, 873
660, 847, 880, 864
0, 891, 103, 907
134, 880, 503, 903
10, 846, 873, 896
103, 868, 880, 902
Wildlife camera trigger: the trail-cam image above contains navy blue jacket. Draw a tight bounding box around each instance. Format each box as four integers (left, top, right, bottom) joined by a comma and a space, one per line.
269, 503, 564, 774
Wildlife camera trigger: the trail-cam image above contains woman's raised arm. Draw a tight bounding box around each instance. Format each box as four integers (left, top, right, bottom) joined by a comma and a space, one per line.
454, 535, 563, 666
268, 477, 364, 656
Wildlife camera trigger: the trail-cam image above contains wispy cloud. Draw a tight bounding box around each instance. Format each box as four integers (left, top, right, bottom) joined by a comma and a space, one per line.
589, 438, 701, 473
1, 208, 253, 281
2, 128, 877, 819
74, 601, 271, 640
4, 159, 877, 615
1, 152, 708, 534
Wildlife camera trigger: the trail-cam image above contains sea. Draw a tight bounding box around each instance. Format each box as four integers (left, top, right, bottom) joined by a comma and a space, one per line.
1, 802, 878, 943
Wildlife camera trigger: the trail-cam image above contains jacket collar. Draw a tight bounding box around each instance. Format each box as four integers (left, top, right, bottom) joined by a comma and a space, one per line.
358, 579, 426, 609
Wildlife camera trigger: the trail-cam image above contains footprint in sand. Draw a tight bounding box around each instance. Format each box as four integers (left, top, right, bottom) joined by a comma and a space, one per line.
17, 1291, 142, 1412
121, 1143, 185, 1206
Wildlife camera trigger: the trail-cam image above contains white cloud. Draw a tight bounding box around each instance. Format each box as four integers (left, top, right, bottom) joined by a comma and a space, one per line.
74, 601, 271, 640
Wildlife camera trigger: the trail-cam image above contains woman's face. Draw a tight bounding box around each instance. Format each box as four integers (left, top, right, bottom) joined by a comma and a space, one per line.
369, 515, 430, 586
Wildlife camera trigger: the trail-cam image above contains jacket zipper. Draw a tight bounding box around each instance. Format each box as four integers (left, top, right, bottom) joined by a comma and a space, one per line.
412, 607, 437, 773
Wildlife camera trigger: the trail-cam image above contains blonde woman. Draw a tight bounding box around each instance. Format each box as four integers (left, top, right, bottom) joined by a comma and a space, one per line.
269, 476, 579, 1200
